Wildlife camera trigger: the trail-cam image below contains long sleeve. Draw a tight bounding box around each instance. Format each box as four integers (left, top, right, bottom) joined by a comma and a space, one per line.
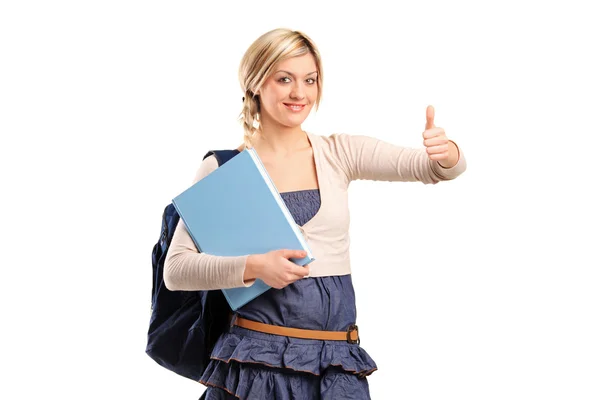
329, 133, 467, 184
163, 155, 255, 291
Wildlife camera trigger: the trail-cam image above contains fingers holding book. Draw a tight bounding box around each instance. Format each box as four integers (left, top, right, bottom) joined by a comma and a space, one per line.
245, 250, 310, 289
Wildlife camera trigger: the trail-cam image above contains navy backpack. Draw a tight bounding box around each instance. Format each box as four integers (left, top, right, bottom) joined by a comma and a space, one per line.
146, 149, 240, 382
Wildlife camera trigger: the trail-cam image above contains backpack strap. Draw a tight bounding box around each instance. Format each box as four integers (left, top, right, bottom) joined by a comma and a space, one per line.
203, 149, 240, 166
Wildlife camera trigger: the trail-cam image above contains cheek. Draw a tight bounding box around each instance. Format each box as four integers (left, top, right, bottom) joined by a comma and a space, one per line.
276, 86, 292, 101
265, 86, 287, 105
259, 88, 278, 111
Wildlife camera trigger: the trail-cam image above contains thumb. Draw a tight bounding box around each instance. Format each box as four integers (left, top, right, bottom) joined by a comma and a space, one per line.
425, 105, 435, 130
281, 249, 307, 259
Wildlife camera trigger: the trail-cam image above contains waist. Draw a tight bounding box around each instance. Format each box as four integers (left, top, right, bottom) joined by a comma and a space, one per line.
231, 314, 360, 344
236, 274, 357, 331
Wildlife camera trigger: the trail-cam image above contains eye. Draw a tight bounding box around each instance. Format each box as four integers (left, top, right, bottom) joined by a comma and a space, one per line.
306, 78, 316, 85
278, 76, 291, 83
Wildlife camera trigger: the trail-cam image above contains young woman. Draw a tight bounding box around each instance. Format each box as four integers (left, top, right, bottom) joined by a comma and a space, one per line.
164, 28, 467, 400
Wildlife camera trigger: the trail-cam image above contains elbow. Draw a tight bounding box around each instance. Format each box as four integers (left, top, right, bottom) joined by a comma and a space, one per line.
163, 251, 215, 291
163, 272, 176, 292
163, 253, 183, 291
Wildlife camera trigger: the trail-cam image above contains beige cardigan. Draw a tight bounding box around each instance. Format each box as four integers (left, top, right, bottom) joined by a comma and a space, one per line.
164, 132, 467, 291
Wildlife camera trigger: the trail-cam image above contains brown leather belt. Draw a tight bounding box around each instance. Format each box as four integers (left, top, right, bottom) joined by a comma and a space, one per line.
232, 315, 360, 344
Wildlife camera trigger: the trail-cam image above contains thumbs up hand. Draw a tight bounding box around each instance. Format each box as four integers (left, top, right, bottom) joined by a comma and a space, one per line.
422, 105, 459, 168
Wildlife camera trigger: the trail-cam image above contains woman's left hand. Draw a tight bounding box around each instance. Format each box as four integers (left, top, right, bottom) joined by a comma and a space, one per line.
422, 105, 459, 168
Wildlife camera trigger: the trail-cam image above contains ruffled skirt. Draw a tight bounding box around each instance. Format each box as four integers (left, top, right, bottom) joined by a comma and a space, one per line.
199, 275, 377, 399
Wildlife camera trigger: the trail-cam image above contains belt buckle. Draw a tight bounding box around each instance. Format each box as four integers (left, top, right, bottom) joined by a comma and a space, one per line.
346, 324, 360, 345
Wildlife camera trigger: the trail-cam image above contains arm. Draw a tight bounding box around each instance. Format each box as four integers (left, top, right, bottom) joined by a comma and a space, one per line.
163, 155, 256, 291
331, 133, 466, 184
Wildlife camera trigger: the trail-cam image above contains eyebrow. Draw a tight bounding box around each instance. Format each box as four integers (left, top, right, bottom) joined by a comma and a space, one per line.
275, 70, 318, 77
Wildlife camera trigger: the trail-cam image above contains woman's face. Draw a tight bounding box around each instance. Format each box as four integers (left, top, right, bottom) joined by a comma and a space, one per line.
257, 53, 319, 129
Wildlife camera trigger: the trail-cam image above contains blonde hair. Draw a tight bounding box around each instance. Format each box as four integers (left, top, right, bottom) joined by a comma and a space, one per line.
238, 28, 323, 148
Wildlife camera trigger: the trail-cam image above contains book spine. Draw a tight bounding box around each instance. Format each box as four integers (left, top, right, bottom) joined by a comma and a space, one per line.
246, 148, 314, 262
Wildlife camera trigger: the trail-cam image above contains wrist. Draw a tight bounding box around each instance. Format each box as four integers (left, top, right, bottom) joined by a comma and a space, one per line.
244, 254, 263, 281
438, 140, 460, 169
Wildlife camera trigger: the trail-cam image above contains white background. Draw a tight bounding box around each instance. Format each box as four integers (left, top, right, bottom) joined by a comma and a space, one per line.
1, 1, 599, 399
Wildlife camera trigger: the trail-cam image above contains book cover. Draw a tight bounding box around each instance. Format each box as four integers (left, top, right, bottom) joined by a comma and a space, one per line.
172, 148, 315, 310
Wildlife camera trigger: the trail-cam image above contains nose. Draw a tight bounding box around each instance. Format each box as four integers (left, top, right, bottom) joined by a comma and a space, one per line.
290, 82, 305, 100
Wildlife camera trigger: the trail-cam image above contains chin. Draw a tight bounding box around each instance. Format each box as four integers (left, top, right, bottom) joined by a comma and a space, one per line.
285, 116, 308, 128
273, 113, 305, 127
287, 110, 312, 123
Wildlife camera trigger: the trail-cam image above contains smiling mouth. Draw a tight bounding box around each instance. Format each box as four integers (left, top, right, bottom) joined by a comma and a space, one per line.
283, 103, 306, 112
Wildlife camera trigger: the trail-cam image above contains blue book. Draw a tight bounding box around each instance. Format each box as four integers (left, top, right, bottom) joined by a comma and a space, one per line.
172, 147, 315, 310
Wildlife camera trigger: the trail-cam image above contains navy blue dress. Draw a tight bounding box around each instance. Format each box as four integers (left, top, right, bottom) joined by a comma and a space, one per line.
200, 189, 377, 399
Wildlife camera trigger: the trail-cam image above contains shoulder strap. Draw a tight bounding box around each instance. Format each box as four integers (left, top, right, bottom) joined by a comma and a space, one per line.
203, 149, 240, 167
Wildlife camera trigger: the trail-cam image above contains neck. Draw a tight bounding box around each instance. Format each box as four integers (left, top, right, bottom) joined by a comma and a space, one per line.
253, 116, 309, 156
